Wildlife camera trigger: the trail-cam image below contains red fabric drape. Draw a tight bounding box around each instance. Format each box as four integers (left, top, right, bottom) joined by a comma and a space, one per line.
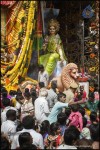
36, 1, 43, 36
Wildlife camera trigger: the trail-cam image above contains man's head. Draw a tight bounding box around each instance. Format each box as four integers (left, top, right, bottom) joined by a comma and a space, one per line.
57, 112, 67, 125
16, 95, 25, 104
2, 98, 10, 107
80, 85, 84, 93
57, 92, 66, 103
22, 115, 35, 129
64, 125, 80, 145
1, 136, 11, 149
39, 65, 44, 72
51, 80, 57, 90
18, 132, 33, 147
6, 109, 16, 121
88, 92, 95, 102
39, 82, 45, 89
39, 88, 48, 97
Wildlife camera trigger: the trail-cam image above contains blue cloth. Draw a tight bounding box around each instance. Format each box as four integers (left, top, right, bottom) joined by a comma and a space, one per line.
47, 102, 68, 124
59, 125, 67, 136
82, 5, 94, 18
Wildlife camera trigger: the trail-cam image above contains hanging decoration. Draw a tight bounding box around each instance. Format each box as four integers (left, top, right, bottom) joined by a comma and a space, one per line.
84, 1, 99, 92
0, 1, 15, 6
1, 1, 38, 91
82, 5, 94, 18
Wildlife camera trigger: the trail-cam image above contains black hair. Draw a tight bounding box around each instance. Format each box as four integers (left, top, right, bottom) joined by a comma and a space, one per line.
24, 88, 31, 98
20, 144, 37, 149
16, 122, 23, 132
50, 122, 60, 136
75, 139, 93, 149
22, 115, 35, 129
65, 107, 71, 118
90, 111, 97, 122
89, 123, 99, 141
39, 65, 44, 70
6, 109, 16, 120
64, 125, 80, 145
2, 92, 8, 98
30, 89, 37, 105
16, 88, 22, 96
57, 92, 66, 101
9, 90, 17, 96
51, 80, 57, 90
82, 117, 87, 128
97, 101, 100, 110
40, 120, 50, 135
1, 136, 10, 150
57, 112, 67, 125
2, 98, 10, 107
16, 95, 24, 102
39, 82, 45, 88
31, 89, 37, 97
78, 107, 85, 117
88, 92, 95, 99
19, 132, 32, 147
70, 104, 79, 112
1, 87, 7, 93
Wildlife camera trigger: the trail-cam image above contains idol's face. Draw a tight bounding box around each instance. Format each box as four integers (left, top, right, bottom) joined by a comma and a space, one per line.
69, 68, 79, 79
49, 26, 56, 35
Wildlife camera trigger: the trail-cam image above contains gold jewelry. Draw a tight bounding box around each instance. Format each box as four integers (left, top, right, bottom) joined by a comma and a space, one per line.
48, 19, 60, 32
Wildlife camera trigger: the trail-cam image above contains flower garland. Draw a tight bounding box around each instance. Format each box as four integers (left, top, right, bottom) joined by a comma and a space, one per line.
5, 1, 37, 91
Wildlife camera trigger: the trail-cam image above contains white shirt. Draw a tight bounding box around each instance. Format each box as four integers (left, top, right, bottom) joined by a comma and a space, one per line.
46, 89, 58, 111
57, 144, 77, 149
1, 120, 17, 142
38, 71, 49, 87
1, 106, 17, 123
35, 96, 50, 124
15, 101, 21, 110
21, 100, 34, 121
11, 128, 44, 149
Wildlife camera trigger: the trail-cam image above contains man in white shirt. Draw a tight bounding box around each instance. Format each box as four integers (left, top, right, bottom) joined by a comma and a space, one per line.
1, 97, 17, 123
46, 80, 58, 111
11, 115, 44, 149
38, 65, 49, 87
35, 88, 50, 124
1, 109, 17, 142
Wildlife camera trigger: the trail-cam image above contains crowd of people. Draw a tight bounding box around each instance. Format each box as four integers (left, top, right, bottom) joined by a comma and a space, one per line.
1, 75, 99, 149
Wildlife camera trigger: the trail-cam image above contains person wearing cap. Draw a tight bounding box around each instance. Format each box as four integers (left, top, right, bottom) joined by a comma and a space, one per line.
80, 127, 91, 139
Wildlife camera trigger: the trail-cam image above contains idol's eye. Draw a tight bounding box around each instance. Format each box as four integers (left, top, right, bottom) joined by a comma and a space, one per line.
72, 72, 77, 74
49, 28, 55, 30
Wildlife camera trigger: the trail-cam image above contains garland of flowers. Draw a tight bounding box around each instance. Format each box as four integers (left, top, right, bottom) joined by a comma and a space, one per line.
1, 2, 28, 77
1, 1, 23, 38
5, 1, 37, 91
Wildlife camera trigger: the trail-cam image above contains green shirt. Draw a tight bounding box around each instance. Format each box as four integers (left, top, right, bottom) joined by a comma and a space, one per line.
86, 100, 99, 112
